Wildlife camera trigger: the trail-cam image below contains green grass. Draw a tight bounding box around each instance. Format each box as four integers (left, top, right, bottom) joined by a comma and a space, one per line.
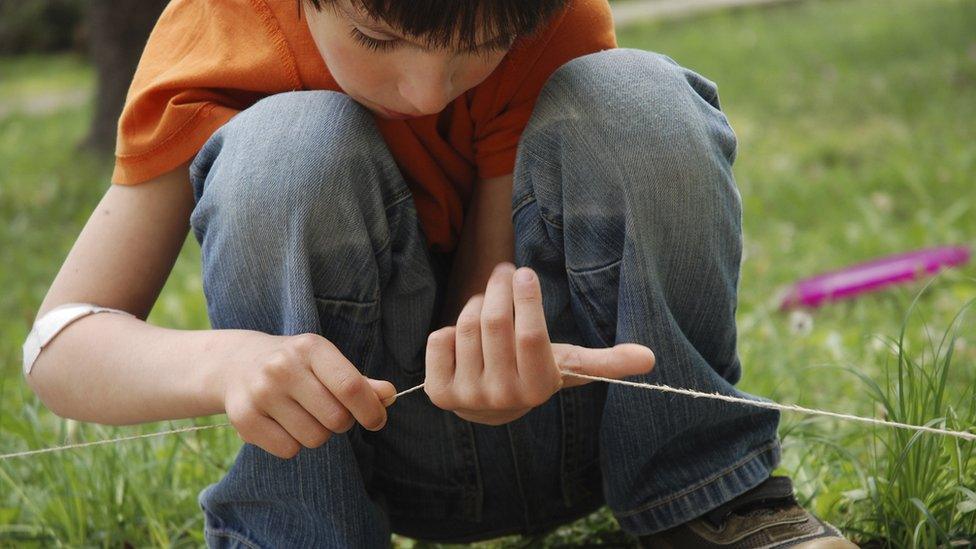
2, 0, 976, 546
0, 54, 91, 103
851, 286, 976, 546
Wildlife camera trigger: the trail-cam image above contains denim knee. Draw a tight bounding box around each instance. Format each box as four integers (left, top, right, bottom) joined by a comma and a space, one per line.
515, 48, 743, 269
189, 90, 392, 239
188, 90, 404, 305
534, 48, 737, 162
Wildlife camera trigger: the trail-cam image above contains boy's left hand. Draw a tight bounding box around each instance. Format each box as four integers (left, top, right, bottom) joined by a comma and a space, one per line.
424, 262, 655, 426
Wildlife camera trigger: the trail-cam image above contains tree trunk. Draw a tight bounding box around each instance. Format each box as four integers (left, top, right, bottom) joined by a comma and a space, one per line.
81, 0, 169, 154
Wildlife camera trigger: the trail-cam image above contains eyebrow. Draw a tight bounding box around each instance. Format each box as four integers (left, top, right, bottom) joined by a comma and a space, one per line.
341, 5, 513, 51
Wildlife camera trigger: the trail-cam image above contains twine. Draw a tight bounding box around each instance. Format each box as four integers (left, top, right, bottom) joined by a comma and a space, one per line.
1, 372, 973, 462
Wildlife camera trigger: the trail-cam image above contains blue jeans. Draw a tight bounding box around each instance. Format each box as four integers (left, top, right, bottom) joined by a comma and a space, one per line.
188, 48, 781, 547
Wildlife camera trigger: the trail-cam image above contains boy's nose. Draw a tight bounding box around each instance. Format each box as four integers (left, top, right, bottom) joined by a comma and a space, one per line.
399, 61, 455, 115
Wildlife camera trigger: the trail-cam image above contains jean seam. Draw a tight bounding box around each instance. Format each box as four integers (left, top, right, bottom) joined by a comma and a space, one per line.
384, 186, 413, 212
565, 270, 618, 347
616, 439, 778, 518
466, 420, 485, 521
372, 187, 415, 264
372, 469, 472, 493
204, 526, 263, 549
513, 151, 564, 230
562, 387, 598, 509
505, 423, 532, 528
559, 390, 572, 507
311, 295, 379, 307
512, 193, 536, 215
442, 413, 483, 522
405, 497, 604, 545
566, 257, 622, 276
564, 457, 600, 476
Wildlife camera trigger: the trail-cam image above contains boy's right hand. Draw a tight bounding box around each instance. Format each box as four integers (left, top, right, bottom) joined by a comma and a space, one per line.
218, 332, 397, 459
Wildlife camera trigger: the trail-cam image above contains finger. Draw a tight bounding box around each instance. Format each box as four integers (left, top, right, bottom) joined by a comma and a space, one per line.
265, 397, 334, 449
480, 263, 517, 383
454, 294, 486, 395
240, 413, 302, 460
454, 407, 532, 426
366, 378, 398, 407
306, 341, 388, 431
512, 267, 560, 393
424, 326, 457, 409
289, 370, 357, 433
553, 343, 656, 389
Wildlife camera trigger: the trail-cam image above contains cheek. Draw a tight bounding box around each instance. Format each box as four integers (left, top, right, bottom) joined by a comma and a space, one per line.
457, 55, 507, 88
322, 41, 391, 94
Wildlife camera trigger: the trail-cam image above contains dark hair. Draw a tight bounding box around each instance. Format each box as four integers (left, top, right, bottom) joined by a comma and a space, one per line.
302, 0, 569, 51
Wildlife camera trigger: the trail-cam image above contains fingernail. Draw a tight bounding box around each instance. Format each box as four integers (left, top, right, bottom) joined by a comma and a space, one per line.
495, 262, 515, 274
515, 268, 534, 284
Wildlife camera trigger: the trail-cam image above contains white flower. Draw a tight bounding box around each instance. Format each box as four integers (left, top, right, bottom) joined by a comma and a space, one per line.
870, 192, 893, 213
789, 310, 814, 336
825, 331, 845, 360
954, 337, 968, 353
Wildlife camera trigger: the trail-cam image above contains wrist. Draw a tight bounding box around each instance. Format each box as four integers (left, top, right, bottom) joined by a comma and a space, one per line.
196, 331, 229, 416
196, 329, 270, 416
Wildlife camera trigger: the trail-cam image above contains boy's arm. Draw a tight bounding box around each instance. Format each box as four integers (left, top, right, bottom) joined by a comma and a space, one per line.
26, 162, 234, 424
438, 174, 515, 326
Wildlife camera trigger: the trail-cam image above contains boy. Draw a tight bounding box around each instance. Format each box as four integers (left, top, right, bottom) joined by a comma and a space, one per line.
24, 0, 856, 546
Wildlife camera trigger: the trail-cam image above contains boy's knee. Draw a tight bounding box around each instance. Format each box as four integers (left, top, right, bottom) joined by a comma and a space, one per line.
241, 90, 375, 149
190, 91, 382, 232
516, 49, 742, 265
531, 48, 736, 168
545, 49, 690, 106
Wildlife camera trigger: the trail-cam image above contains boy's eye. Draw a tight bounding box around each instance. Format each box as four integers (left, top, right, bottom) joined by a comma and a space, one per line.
349, 27, 399, 52
465, 37, 516, 59
348, 25, 513, 58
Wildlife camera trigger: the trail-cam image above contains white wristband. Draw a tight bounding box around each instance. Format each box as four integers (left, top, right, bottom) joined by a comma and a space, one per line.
23, 302, 135, 376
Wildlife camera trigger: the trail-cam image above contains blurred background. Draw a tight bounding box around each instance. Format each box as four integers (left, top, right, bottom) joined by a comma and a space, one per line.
1, 0, 975, 546
0, 0, 167, 152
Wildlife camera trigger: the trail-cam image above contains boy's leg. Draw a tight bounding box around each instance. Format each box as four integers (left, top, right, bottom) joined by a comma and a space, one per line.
511, 49, 781, 535
187, 91, 483, 547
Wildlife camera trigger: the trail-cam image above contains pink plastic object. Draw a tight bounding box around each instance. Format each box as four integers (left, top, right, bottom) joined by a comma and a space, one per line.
780, 246, 972, 309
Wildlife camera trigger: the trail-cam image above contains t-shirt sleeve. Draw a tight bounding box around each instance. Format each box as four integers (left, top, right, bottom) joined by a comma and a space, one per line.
471, 0, 616, 180
111, 0, 303, 185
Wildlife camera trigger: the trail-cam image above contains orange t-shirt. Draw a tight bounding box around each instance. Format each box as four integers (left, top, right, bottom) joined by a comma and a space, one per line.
112, 0, 617, 252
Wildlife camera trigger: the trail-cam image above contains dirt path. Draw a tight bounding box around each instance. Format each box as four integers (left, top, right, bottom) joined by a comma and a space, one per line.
0, 88, 89, 118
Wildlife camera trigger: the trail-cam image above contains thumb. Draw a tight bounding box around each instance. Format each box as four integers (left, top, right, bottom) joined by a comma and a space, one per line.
367, 378, 398, 407
553, 343, 655, 389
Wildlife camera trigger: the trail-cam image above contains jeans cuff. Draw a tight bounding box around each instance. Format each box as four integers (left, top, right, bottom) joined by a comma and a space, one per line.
613, 438, 781, 535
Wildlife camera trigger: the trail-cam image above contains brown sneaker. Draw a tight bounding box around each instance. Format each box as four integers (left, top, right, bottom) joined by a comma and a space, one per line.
638, 476, 858, 548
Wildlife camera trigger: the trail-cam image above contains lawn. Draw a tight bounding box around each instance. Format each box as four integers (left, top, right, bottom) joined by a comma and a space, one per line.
2, 0, 975, 546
